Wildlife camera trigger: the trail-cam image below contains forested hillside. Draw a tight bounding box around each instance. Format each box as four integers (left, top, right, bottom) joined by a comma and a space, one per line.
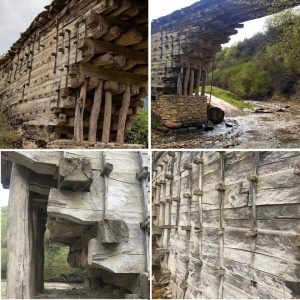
213, 10, 300, 100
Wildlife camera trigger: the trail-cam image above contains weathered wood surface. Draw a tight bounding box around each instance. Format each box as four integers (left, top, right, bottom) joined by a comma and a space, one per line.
152, 151, 300, 299
2, 150, 150, 298
0, 0, 148, 148
6, 164, 32, 299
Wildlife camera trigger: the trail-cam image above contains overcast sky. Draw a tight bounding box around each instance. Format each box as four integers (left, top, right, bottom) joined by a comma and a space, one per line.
0, 0, 51, 54
0, 185, 9, 207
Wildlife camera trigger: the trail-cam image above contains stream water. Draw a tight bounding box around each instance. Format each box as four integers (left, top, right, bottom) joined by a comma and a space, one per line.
152, 100, 300, 149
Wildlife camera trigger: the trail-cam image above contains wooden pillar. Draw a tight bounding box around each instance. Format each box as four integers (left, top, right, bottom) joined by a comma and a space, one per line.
88, 80, 103, 142
33, 207, 46, 294
102, 91, 112, 143
183, 65, 190, 96
7, 164, 32, 299
177, 67, 183, 96
201, 69, 207, 97
74, 80, 87, 141
189, 69, 195, 95
116, 84, 131, 144
196, 68, 202, 96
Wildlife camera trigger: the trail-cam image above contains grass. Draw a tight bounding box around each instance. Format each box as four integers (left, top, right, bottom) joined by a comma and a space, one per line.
206, 86, 254, 110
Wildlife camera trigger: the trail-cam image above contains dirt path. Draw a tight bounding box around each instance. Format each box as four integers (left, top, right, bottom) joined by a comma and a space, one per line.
152, 97, 300, 149
208, 94, 242, 117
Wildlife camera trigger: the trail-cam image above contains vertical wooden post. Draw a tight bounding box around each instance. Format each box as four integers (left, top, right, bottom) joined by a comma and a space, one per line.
177, 67, 183, 96
7, 164, 32, 299
183, 65, 190, 96
116, 84, 131, 144
74, 80, 87, 141
102, 91, 112, 143
88, 80, 103, 142
189, 69, 195, 95
196, 68, 202, 96
201, 69, 207, 96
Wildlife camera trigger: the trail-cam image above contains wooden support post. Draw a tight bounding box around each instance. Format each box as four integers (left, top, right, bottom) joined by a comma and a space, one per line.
32, 207, 46, 294
74, 80, 88, 141
196, 68, 201, 96
7, 164, 32, 299
189, 69, 195, 95
102, 91, 112, 143
116, 84, 131, 144
88, 80, 103, 142
183, 65, 190, 96
177, 67, 183, 96
201, 69, 207, 96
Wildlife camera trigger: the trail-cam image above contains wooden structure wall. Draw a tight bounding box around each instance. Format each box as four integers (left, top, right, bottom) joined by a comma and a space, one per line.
2, 150, 150, 299
151, 0, 300, 98
0, 0, 148, 148
152, 151, 300, 299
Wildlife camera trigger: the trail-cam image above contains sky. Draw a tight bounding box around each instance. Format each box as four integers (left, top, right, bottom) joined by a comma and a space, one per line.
0, 185, 9, 207
0, 0, 51, 54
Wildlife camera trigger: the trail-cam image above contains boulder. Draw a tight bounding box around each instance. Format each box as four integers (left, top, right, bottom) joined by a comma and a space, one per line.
208, 106, 225, 124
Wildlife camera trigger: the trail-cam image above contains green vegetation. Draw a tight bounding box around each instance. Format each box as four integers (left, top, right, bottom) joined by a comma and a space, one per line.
212, 10, 300, 100
1, 206, 84, 282
127, 110, 148, 146
207, 86, 254, 110
0, 103, 21, 148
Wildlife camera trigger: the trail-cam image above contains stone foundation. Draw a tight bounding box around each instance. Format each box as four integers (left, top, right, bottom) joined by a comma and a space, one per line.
152, 95, 208, 128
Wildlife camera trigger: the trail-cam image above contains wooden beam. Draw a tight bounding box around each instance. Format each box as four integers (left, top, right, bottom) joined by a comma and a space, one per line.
69, 63, 147, 87
78, 38, 147, 64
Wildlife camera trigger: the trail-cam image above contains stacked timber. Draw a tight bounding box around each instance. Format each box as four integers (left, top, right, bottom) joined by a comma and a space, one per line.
152, 151, 300, 299
0, 0, 148, 148
151, 0, 300, 97
2, 150, 150, 299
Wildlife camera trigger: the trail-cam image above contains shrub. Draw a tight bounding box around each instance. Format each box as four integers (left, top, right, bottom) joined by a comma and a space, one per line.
126, 110, 148, 147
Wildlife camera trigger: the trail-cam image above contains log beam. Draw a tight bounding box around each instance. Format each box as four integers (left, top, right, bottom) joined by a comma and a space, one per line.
78, 38, 147, 64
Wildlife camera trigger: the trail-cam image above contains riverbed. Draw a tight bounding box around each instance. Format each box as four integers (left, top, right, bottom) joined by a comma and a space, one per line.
152, 99, 300, 149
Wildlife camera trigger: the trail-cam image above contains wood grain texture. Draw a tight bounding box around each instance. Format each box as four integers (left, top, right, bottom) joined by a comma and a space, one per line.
152, 151, 300, 299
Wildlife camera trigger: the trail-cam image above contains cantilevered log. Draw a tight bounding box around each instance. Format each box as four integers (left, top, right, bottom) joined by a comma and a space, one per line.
78, 38, 147, 64
69, 63, 147, 87
115, 28, 143, 46
58, 158, 93, 192
98, 219, 129, 243
48, 188, 104, 224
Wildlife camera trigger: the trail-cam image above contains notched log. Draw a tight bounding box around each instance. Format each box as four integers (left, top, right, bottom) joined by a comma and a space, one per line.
98, 218, 129, 243
58, 158, 93, 192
